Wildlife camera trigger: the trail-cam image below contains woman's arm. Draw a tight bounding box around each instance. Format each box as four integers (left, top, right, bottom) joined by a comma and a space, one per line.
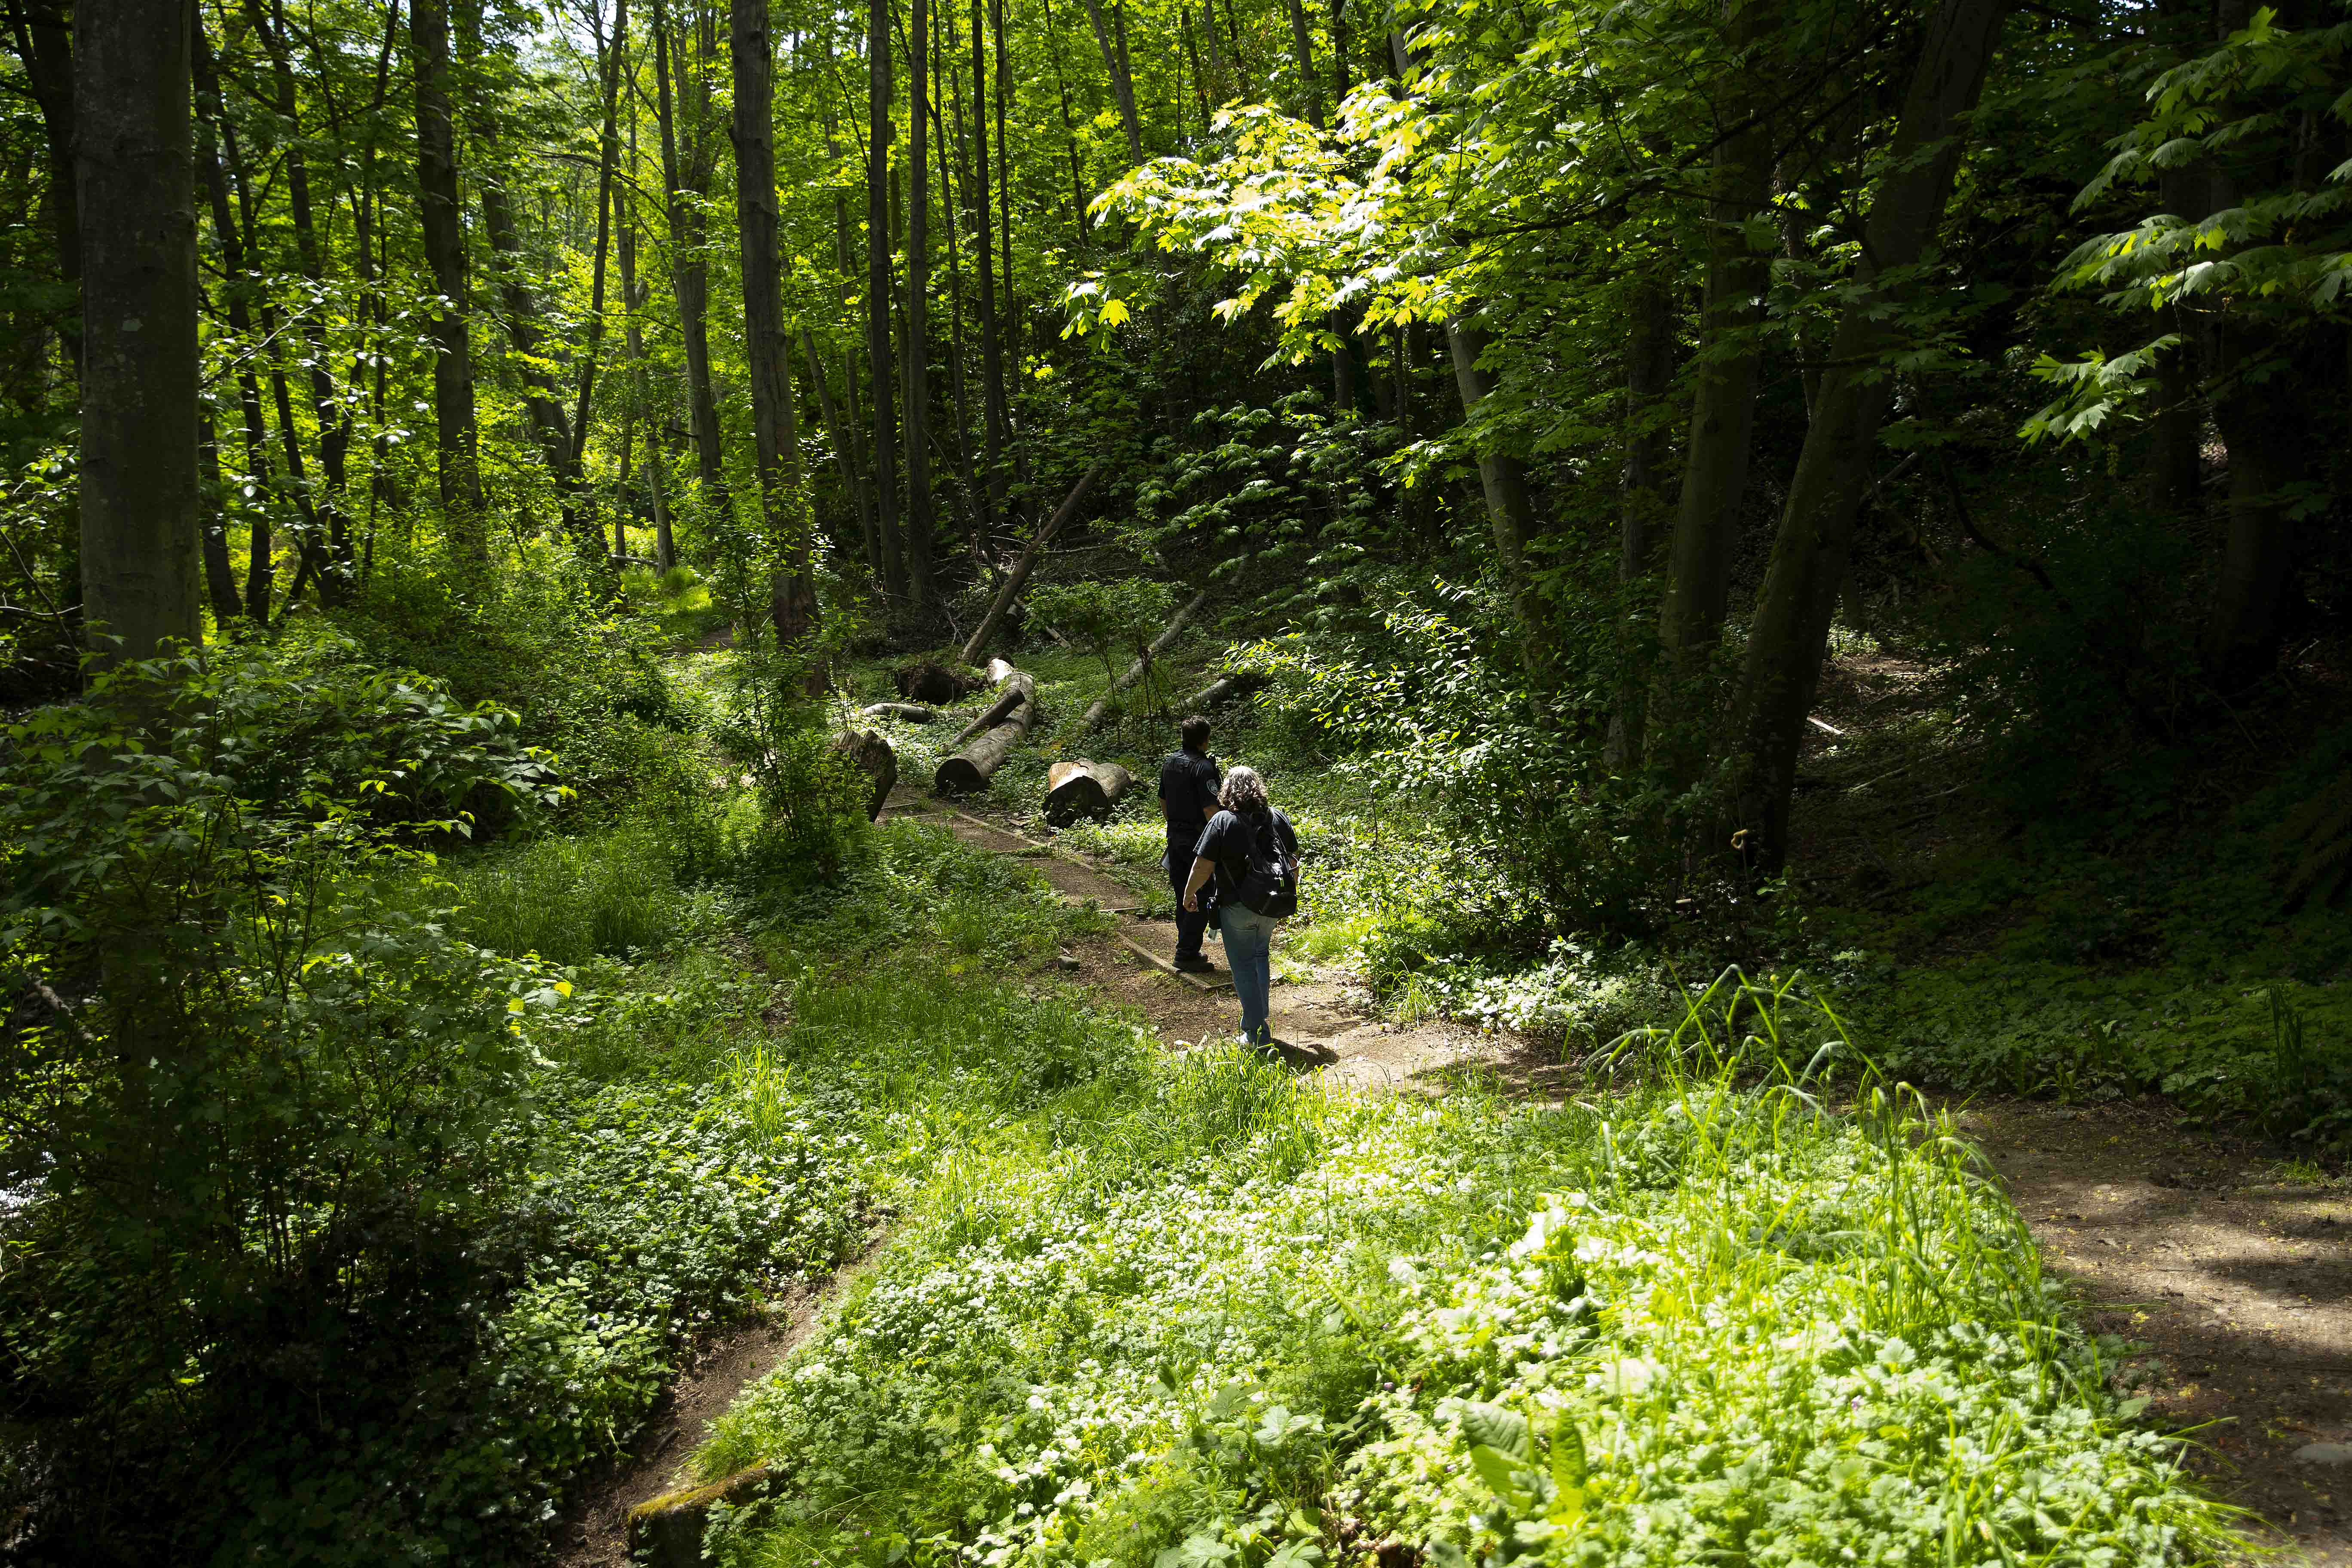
1182, 855, 1216, 911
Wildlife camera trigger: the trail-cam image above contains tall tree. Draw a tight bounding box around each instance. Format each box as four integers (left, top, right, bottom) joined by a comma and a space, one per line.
653, 0, 729, 508
1282, 0, 1322, 128
1446, 314, 1541, 673
731, 0, 816, 641
410, 0, 484, 567
76, 0, 201, 662
1077, 0, 1143, 162
1733, 0, 2013, 871
868, 0, 905, 594
191, 13, 274, 622
1649, 0, 1779, 772
3, 0, 78, 373
970, 0, 1009, 542
904, 0, 937, 608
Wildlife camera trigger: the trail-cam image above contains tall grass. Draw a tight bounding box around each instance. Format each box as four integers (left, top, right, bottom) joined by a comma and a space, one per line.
450, 823, 689, 962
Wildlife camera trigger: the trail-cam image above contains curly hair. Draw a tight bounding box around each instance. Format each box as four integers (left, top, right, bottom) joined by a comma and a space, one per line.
1219, 764, 1269, 815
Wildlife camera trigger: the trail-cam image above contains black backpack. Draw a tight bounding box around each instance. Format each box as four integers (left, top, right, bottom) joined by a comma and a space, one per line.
1235, 810, 1299, 919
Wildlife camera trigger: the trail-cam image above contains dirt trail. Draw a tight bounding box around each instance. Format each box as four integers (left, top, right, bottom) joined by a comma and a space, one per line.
910, 793, 2352, 1563
551, 1237, 889, 1568
1957, 1098, 2352, 1564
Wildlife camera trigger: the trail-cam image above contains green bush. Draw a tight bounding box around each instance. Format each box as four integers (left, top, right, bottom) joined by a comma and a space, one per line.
452, 822, 710, 963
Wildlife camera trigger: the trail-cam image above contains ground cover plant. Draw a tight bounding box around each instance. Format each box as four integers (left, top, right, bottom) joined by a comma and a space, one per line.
683, 982, 2236, 1567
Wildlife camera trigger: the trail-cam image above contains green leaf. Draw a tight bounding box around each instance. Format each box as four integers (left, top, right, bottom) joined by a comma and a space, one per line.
1461, 1400, 1531, 1459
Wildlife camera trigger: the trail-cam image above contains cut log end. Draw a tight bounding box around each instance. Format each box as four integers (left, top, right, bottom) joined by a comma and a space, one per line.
829, 729, 897, 820
1045, 760, 1134, 825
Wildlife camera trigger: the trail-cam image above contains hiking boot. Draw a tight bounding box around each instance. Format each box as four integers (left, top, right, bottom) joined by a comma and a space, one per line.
1173, 954, 1218, 974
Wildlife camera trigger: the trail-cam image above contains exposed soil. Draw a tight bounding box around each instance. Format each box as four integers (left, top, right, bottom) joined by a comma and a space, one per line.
552, 1237, 889, 1568
1954, 1096, 2352, 1565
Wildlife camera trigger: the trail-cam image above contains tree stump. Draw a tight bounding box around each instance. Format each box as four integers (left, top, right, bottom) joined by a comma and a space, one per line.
829, 729, 897, 820
1044, 760, 1133, 825
896, 660, 973, 704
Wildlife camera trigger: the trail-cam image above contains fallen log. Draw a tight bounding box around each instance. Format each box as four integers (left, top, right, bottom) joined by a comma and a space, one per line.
1044, 760, 1133, 825
829, 729, 898, 820
957, 463, 1104, 664
629, 1466, 775, 1568
948, 659, 1036, 747
933, 698, 1035, 794
861, 701, 938, 723
1080, 588, 1212, 731
1181, 670, 1268, 712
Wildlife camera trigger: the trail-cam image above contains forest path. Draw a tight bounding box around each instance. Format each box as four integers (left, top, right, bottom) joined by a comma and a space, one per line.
1954, 1097, 2352, 1565
885, 790, 1535, 1092
909, 795, 2352, 1563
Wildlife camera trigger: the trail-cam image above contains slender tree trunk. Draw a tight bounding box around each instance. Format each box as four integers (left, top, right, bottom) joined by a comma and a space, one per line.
1733, 0, 2012, 873
199, 414, 239, 625
970, 0, 1009, 546
731, 0, 816, 643
1282, 0, 1322, 127
1075, 0, 1144, 161
654, 0, 729, 510
3, 0, 78, 374
939, 28, 981, 564
617, 105, 673, 572
1446, 314, 1541, 673
1327, 0, 1349, 107
410, 0, 484, 567
246, 0, 353, 601
192, 20, 273, 622
991, 0, 1015, 354
869, 0, 906, 595
1650, 0, 1778, 760
904, 0, 937, 609
569, 0, 627, 478
1220, 0, 1252, 95
77, 0, 201, 663
1606, 279, 1676, 770
804, 325, 875, 555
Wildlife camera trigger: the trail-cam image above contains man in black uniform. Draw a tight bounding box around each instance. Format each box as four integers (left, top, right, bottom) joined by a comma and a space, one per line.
1157, 714, 1222, 972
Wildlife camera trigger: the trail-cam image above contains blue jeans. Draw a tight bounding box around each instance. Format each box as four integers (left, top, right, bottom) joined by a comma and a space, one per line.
1219, 903, 1278, 1044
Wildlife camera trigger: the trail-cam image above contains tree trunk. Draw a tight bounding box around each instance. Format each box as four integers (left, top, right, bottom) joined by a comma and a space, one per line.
199, 414, 239, 626
868, 0, 906, 597
831, 728, 899, 819
3, 0, 78, 373
1651, 0, 1778, 759
1282, 0, 1322, 128
76, 0, 202, 663
411, 0, 484, 567
862, 700, 938, 721
653, 0, 729, 511
905, 0, 937, 609
805, 325, 876, 558
971, 0, 1010, 545
1606, 278, 1676, 770
730, 0, 816, 645
246, 0, 353, 600
1182, 669, 1268, 710
1733, 0, 2011, 873
619, 110, 675, 573
959, 462, 1102, 660
2204, 325, 2308, 689
1077, 0, 1143, 162
1445, 314, 1541, 673
191, 18, 273, 622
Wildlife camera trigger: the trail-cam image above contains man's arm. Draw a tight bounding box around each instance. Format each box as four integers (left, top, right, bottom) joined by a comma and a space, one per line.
1182, 855, 1215, 911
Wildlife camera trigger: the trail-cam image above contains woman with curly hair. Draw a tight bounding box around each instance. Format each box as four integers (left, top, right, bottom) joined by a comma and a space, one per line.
1181, 765, 1300, 1047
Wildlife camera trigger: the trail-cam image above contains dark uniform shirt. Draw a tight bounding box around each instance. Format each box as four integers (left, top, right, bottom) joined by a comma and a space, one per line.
1194, 807, 1298, 906
1157, 747, 1222, 852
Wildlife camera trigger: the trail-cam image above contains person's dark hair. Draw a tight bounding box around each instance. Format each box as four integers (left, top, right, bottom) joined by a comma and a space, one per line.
1219, 765, 1268, 815
1180, 714, 1211, 750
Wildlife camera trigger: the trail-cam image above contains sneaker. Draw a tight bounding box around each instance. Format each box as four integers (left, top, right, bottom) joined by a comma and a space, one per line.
1173, 955, 1219, 973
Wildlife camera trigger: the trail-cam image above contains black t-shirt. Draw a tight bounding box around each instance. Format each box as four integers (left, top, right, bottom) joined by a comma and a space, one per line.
1194, 806, 1298, 905
1157, 748, 1222, 848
